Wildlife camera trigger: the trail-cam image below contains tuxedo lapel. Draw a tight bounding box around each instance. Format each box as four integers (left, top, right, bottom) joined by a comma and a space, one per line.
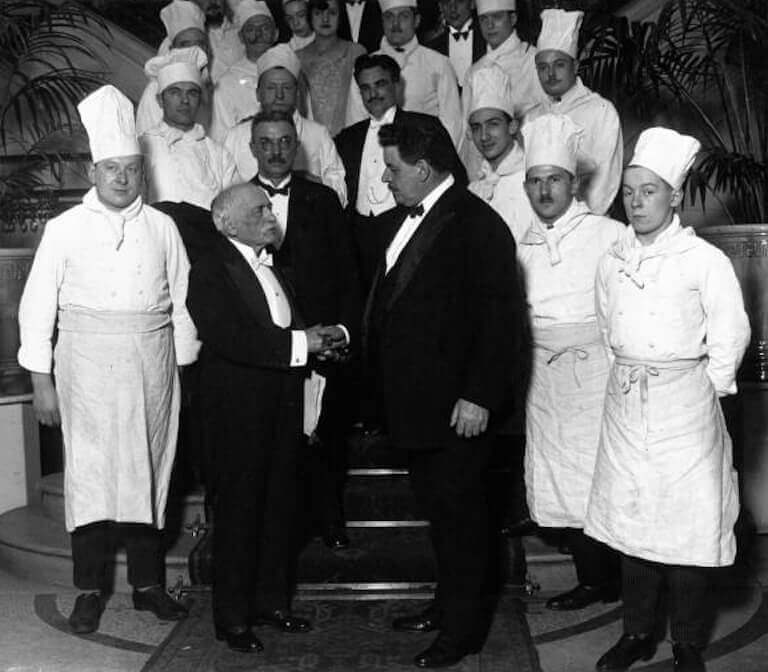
359, 0, 382, 52
223, 250, 274, 325
470, 21, 486, 62
346, 121, 369, 208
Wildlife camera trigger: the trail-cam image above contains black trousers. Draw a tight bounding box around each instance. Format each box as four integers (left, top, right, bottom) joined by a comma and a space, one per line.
407, 435, 496, 648
71, 521, 164, 592
622, 553, 710, 645
211, 381, 302, 630
570, 529, 621, 588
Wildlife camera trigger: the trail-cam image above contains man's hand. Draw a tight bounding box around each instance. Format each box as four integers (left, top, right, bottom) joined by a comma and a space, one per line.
30, 372, 61, 427
306, 325, 347, 354
450, 398, 489, 438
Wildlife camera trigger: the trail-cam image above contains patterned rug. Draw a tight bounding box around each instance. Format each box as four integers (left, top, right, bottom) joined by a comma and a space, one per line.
142, 594, 541, 671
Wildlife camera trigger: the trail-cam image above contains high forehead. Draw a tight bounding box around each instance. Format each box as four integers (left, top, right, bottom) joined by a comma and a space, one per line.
358, 66, 395, 85
96, 155, 143, 170
163, 81, 202, 93
469, 107, 508, 125
259, 67, 297, 86
526, 164, 572, 178
382, 144, 411, 167
383, 7, 416, 19
623, 165, 670, 189
252, 120, 296, 139
535, 49, 574, 65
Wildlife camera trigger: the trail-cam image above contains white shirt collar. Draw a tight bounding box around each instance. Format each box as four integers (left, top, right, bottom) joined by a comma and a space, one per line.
228, 237, 272, 266
382, 35, 419, 57
369, 105, 397, 127
418, 174, 455, 218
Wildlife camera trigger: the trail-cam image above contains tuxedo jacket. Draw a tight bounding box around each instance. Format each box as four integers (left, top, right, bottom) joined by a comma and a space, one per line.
364, 183, 526, 451
337, 0, 383, 54
424, 18, 487, 67
254, 173, 361, 347
151, 201, 219, 266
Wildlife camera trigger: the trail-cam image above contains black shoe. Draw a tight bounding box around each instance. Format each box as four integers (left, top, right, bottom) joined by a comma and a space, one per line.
673, 643, 706, 671
500, 516, 538, 537
413, 634, 480, 668
252, 609, 312, 633
322, 526, 350, 551
393, 605, 441, 633
546, 583, 620, 611
596, 634, 656, 671
133, 586, 188, 621
215, 625, 264, 653
68, 592, 105, 634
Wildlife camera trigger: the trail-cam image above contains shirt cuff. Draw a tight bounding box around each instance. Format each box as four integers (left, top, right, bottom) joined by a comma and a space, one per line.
291, 330, 308, 367
337, 324, 350, 345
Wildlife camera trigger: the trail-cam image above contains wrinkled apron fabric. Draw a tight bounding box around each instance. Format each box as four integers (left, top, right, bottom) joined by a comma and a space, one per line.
525, 322, 609, 527
55, 308, 180, 532
584, 357, 739, 567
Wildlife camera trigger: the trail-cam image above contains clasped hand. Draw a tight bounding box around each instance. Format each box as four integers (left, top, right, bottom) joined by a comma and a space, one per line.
305, 324, 348, 361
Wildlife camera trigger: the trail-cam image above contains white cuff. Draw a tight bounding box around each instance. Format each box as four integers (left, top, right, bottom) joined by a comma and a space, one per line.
337, 324, 350, 345
291, 330, 308, 367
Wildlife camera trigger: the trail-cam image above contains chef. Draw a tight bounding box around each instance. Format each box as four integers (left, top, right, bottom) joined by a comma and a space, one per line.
17, 85, 199, 636
526, 8, 622, 215
585, 127, 750, 672
140, 46, 239, 209
518, 113, 625, 611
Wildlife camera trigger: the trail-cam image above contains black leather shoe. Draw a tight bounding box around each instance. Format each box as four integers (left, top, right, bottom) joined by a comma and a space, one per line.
133, 586, 188, 621
596, 634, 656, 671
673, 643, 706, 671
253, 609, 312, 633
322, 526, 350, 551
413, 634, 480, 668
393, 605, 441, 633
68, 592, 105, 634
215, 625, 264, 653
546, 583, 620, 611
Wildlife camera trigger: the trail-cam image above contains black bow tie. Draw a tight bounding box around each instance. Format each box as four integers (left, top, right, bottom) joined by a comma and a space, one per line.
452, 30, 470, 41
258, 179, 290, 197
407, 203, 424, 218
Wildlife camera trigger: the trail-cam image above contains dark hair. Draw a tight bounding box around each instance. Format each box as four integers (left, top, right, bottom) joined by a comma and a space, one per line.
378, 112, 468, 185
307, 0, 335, 15
353, 53, 401, 84
250, 109, 296, 135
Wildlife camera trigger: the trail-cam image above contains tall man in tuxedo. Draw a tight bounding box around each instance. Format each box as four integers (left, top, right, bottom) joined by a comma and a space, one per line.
187, 183, 344, 653
337, 0, 383, 52
425, 0, 486, 90
249, 109, 360, 549
367, 112, 526, 668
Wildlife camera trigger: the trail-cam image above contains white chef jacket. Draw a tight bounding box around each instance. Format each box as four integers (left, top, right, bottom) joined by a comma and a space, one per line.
345, 37, 463, 148
585, 216, 750, 566
208, 18, 247, 83
18, 189, 199, 532
223, 110, 348, 206
468, 144, 533, 244
140, 121, 240, 209
526, 78, 622, 215
210, 57, 261, 142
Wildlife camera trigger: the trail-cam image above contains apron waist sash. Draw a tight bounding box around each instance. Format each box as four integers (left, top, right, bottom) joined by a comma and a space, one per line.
58, 308, 171, 334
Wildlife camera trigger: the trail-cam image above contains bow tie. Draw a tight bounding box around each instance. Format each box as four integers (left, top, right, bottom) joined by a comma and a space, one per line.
258, 179, 290, 197
452, 30, 470, 41
251, 249, 274, 269
407, 203, 424, 218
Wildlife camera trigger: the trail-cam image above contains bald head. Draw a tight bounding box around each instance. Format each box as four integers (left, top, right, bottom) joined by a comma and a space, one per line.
211, 183, 280, 250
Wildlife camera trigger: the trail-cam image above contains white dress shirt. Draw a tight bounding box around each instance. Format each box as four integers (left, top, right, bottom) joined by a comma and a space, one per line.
345, 0, 366, 42
448, 19, 474, 86
227, 238, 308, 366
526, 78, 623, 215
139, 122, 240, 209
386, 175, 454, 272
356, 105, 397, 216
345, 37, 463, 148
224, 110, 348, 206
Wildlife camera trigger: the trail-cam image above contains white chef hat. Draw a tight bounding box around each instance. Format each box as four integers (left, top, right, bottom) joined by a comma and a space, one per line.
145, 46, 208, 92
379, 0, 416, 11
256, 43, 301, 80
476, 0, 515, 17
628, 127, 701, 191
78, 85, 141, 164
467, 63, 516, 118
537, 9, 583, 59
234, 0, 274, 29
522, 113, 592, 175
160, 0, 206, 42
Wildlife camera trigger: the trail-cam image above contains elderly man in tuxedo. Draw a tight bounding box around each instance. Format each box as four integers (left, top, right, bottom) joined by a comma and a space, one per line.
365, 111, 526, 668
187, 182, 344, 653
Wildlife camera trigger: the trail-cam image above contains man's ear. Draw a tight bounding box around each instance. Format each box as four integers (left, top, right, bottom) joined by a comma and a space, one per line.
670, 189, 683, 208
414, 11, 421, 29
87, 162, 96, 185
507, 117, 520, 136
415, 158, 431, 183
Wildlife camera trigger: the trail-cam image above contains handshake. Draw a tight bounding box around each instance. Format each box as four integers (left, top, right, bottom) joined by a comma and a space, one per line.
306, 324, 349, 361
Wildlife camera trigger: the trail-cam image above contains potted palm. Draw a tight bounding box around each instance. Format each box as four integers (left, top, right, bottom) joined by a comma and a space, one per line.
0, 0, 107, 394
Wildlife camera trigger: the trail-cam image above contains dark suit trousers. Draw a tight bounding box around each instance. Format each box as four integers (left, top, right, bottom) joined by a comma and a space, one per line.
407, 435, 495, 647
71, 521, 163, 591
211, 377, 302, 629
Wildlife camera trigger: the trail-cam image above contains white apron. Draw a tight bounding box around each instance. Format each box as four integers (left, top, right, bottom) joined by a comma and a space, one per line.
525, 322, 609, 527
55, 308, 180, 532
584, 356, 739, 567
